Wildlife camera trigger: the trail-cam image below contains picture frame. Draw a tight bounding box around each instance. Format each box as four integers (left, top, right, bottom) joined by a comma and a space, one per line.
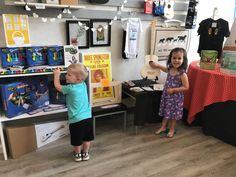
90, 19, 111, 47
66, 20, 90, 49
154, 29, 190, 61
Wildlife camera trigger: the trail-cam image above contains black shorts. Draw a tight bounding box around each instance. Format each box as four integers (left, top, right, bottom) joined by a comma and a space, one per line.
69, 118, 94, 146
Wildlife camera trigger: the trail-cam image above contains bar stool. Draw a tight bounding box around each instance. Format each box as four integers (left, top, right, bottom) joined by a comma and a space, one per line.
92, 103, 127, 136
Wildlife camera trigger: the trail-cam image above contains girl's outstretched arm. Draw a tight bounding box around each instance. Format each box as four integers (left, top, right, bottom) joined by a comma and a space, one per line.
149, 61, 168, 73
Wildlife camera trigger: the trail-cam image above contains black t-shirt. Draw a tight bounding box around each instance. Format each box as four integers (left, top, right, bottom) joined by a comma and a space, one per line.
197, 18, 230, 58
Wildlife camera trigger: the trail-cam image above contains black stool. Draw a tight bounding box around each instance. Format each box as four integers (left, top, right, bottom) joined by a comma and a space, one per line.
92, 103, 127, 136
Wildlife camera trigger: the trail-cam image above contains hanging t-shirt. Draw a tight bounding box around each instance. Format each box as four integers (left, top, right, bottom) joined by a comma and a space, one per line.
122, 18, 143, 59
197, 18, 230, 58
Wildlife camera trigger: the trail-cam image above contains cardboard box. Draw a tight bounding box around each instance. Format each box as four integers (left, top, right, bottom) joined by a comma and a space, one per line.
0, 81, 32, 118
6, 125, 37, 159
35, 121, 69, 148
0, 76, 49, 118
60, 0, 79, 5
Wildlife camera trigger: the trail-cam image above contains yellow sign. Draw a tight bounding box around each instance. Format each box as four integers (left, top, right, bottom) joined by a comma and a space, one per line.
81, 52, 114, 101
2, 14, 31, 47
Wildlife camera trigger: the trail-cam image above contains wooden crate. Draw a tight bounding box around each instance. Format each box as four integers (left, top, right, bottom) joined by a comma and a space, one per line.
91, 81, 121, 107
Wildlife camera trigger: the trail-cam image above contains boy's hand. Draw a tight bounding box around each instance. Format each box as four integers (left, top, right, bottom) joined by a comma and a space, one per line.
53, 68, 62, 92
53, 68, 61, 76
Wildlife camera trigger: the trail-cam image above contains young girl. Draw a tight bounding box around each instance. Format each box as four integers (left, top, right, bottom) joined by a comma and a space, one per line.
149, 47, 189, 138
53, 63, 93, 162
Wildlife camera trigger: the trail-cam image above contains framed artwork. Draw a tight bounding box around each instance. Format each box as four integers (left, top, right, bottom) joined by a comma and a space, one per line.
66, 20, 90, 49
2, 14, 31, 47
90, 19, 111, 47
154, 29, 190, 60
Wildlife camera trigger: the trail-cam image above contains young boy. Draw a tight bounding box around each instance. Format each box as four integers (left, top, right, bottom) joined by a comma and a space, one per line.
53, 63, 93, 162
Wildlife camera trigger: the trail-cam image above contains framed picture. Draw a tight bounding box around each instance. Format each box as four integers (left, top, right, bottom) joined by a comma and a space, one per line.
66, 20, 90, 49
154, 29, 190, 60
90, 19, 111, 47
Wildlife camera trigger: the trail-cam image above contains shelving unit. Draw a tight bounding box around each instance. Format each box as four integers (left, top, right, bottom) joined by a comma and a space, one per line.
0, 71, 67, 160
0, 70, 67, 78
13, 1, 86, 9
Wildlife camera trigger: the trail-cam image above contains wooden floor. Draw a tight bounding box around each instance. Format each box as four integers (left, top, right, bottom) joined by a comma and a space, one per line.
1, 116, 236, 177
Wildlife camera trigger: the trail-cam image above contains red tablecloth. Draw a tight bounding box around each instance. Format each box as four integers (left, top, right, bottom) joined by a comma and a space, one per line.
184, 60, 236, 124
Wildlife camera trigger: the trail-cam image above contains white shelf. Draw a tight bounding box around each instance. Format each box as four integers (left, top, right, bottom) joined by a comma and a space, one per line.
0, 70, 66, 78
14, 1, 86, 9
0, 107, 67, 122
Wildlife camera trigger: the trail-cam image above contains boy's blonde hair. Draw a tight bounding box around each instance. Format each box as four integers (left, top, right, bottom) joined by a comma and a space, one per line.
67, 63, 88, 81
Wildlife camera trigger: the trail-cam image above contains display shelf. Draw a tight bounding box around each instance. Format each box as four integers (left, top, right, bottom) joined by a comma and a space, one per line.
0, 63, 68, 160
0, 107, 67, 122
13, 1, 86, 9
0, 70, 66, 78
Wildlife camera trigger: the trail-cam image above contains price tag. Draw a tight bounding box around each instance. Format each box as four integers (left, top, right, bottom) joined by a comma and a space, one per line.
212, 22, 217, 28
35, 4, 46, 9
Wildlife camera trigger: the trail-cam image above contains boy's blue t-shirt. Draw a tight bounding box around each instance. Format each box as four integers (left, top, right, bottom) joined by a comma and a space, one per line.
61, 82, 91, 124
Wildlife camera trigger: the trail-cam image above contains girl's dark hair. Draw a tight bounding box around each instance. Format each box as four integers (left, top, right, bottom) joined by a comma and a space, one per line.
166, 47, 188, 71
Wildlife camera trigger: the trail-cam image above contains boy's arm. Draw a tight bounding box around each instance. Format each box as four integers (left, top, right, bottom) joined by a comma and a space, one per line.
53, 68, 62, 92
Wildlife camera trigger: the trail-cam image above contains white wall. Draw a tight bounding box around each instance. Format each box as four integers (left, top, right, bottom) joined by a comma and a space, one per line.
0, 0, 235, 82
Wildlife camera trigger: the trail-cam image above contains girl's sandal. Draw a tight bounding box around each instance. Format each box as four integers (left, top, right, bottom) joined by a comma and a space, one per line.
154, 128, 169, 135
166, 132, 174, 138
166, 129, 177, 138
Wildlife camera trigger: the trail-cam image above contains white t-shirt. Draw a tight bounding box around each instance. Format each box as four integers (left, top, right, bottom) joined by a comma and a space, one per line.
123, 18, 143, 59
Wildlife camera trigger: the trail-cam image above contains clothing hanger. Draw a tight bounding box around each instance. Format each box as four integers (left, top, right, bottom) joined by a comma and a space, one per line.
212, 7, 219, 20
163, 19, 185, 27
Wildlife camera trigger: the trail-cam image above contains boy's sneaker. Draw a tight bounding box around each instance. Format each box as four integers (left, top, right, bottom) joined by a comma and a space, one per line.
82, 152, 90, 161
73, 152, 82, 162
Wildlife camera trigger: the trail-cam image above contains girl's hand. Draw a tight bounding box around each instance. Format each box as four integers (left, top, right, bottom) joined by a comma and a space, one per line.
167, 88, 175, 95
149, 61, 158, 68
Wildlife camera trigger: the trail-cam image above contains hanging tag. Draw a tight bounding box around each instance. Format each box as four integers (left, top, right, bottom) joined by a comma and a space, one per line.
212, 22, 217, 28
35, 4, 46, 9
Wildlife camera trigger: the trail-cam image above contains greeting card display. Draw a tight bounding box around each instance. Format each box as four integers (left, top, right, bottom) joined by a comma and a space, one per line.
0, 47, 26, 68
26, 47, 47, 67
63, 45, 79, 67
47, 46, 64, 66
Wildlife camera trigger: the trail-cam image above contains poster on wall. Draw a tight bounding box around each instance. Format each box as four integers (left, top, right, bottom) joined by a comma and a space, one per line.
2, 14, 31, 47
80, 52, 114, 102
154, 29, 190, 60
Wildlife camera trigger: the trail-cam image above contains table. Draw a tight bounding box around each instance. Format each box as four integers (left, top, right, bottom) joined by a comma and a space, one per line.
184, 60, 236, 145
184, 60, 236, 124
122, 79, 162, 132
